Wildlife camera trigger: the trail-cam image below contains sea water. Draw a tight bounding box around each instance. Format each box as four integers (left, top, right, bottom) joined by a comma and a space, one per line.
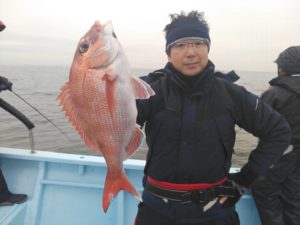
0, 65, 274, 167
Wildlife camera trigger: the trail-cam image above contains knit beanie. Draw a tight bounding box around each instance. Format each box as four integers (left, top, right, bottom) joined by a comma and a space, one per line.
275, 46, 300, 74
165, 19, 210, 53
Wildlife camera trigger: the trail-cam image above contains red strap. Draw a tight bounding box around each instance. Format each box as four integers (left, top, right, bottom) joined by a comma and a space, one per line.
134, 216, 137, 225
147, 176, 227, 191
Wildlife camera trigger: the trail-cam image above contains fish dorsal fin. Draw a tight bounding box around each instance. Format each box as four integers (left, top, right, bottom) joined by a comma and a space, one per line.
124, 125, 144, 160
131, 77, 155, 99
57, 82, 100, 153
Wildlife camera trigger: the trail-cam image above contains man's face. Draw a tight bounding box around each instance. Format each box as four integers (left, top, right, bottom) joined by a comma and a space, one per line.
168, 39, 209, 76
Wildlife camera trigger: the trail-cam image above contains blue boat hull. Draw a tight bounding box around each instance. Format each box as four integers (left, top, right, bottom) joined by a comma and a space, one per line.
0, 148, 261, 225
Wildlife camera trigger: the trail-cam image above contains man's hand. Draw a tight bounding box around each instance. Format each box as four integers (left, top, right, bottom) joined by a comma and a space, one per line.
0, 76, 13, 92
203, 178, 246, 212
221, 178, 246, 208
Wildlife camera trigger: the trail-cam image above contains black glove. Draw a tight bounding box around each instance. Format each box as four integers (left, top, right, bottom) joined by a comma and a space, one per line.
0, 76, 13, 92
222, 176, 246, 208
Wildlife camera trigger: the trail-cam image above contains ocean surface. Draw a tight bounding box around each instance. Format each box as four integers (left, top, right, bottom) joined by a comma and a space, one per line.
0, 65, 275, 167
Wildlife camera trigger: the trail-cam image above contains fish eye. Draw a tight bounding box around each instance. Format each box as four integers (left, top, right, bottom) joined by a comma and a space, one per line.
79, 39, 90, 54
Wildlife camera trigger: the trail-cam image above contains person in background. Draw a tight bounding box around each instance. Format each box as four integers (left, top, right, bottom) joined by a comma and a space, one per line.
0, 21, 5, 32
0, 168, 27, 206
134, 11, 291, 225
252, 46, 300, 225
0, 20, 28, 206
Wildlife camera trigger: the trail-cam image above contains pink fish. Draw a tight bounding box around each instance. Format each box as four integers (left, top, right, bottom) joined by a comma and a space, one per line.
57, 21, 154, 212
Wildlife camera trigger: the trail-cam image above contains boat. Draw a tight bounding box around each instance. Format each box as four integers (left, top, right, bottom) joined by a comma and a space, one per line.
0, 93, 261, 225
0, 147, 262, 225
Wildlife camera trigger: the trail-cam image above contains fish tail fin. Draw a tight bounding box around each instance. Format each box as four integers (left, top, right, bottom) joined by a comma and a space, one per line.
102, 171, 141, 213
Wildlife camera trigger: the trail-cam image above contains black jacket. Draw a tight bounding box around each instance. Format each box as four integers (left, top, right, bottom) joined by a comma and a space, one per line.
261, 74, 300, 149
137, 62, 291, 188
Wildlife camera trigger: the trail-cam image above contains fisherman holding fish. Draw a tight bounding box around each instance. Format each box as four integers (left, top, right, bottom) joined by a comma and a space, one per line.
134, 11, 292, 225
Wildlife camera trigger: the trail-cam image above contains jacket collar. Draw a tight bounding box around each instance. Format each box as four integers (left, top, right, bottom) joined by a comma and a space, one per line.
164, 60, 215, 96
270, 74, 300, 95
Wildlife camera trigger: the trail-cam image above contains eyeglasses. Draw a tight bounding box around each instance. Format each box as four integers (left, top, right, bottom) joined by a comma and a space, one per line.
171, 40, 207, 51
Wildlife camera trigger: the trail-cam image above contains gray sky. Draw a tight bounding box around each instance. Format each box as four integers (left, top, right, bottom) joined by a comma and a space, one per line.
0, 0, 299, 72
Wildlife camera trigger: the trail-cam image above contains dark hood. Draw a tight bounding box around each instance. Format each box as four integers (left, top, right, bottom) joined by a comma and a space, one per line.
269, 74, 300, 96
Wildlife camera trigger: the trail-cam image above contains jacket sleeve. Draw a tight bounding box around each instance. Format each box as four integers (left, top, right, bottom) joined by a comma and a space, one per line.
136, 98, 151, 128
136, 75, 154, 128
136, 72, 164, 127
231, 87, 291, 188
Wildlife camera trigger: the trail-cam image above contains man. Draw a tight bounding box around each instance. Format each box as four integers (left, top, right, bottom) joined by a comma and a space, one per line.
0, 20, 27, 206
134, 11, 291, 225
252, 46, 300, 225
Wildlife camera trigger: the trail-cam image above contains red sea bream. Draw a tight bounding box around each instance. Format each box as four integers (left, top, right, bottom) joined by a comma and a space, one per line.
57, 21, 155, 212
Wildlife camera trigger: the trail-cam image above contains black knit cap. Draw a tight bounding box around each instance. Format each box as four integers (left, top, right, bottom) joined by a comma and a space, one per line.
165, 19, 210, 52
275, 46, 300, 74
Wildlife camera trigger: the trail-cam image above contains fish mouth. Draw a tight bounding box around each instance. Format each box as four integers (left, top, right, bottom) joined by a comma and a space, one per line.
92, 35, 120, 69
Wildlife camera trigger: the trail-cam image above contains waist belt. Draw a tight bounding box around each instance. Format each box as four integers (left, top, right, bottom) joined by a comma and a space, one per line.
145, 179, 235, 204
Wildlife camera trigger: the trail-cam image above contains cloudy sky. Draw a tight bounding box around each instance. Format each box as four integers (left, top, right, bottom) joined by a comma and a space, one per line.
0, 0, 299, 72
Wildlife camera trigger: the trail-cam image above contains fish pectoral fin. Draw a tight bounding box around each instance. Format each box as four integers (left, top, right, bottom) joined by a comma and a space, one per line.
103, 70, 117, 82
124, 125, 145, 160
131, 77, 155, 99
104, 74, 117, 117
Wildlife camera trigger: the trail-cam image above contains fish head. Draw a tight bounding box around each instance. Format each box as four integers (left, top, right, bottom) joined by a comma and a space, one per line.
72, 20, 120, 71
